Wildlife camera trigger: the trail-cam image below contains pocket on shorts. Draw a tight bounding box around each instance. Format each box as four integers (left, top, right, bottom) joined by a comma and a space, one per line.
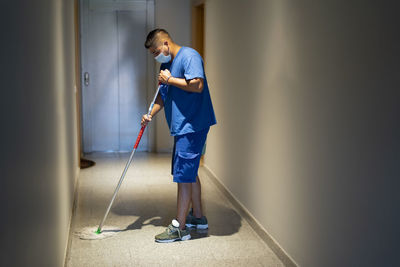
178, 151, 200, 160
175, 151, 201, 180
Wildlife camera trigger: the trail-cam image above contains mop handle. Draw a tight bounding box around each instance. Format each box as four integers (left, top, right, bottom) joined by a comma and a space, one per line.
133, 83, 161, 149
134, 126, 146, 149
96, 83, 161, 234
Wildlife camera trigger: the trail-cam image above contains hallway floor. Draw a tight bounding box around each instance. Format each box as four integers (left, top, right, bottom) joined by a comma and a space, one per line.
65, 152, 284, 267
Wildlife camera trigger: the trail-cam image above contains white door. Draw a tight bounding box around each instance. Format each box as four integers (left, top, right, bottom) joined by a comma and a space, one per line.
81, 0, 151, 152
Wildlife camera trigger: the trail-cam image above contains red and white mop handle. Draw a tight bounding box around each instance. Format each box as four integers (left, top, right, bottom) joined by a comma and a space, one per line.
133, 83, 161, 149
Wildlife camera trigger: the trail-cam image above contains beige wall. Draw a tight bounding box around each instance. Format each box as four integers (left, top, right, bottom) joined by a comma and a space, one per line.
1, 1, 79, 266
153, 0, 192, 152
204, 0, 399, 266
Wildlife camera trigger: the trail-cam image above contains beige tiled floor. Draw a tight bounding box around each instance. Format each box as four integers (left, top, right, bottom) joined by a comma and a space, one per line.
65, 152, 284, 267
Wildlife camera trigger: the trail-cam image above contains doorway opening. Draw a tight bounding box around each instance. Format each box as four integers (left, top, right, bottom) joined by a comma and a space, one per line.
191, 2, 205, 60
191, 1, 207, 165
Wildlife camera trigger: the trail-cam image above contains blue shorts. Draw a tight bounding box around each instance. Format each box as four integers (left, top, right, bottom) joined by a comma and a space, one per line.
171, 127, 210, 183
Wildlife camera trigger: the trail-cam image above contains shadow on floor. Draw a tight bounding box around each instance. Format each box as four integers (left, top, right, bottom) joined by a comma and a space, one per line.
112, 198, 242, 240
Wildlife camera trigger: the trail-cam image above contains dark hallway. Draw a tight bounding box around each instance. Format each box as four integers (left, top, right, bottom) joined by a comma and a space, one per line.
1, 1, 399, 267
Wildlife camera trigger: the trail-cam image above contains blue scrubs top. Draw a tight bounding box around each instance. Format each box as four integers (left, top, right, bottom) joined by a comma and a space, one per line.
159, 46, 217, 136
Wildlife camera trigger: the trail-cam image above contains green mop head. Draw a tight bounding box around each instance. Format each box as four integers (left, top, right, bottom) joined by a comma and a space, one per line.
75, 226, 120, 240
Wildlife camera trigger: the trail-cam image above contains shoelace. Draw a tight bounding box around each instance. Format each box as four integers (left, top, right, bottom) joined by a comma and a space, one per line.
166, 224, 181, 238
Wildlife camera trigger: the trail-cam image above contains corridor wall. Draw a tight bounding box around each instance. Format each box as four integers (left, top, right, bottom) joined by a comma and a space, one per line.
203, 1, 399, 266
1, 1, 79, 266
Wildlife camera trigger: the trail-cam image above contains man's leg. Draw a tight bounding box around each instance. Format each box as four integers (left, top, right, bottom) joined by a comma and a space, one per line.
154, 181, 192, 242
191, 176, 203, 218
177, 182, 192, 230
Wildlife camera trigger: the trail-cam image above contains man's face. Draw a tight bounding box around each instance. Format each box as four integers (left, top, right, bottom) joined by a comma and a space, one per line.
150, 41, 168, 57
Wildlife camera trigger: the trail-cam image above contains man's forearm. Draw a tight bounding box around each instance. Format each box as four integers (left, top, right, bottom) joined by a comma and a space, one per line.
150, 93, 164, 117
167, 77, 203, 93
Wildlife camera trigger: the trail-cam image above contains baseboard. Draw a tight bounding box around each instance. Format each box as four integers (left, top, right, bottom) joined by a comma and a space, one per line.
200, 165, 298, 267
63, 167, 80, 267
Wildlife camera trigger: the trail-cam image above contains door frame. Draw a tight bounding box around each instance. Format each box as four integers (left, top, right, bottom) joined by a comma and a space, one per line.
78, 0, 155, 154
74, 0, 82, 165
191, 0, 205, 59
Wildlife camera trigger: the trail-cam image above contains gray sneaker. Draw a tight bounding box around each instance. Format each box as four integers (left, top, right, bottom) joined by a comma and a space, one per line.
185, 209, 209, 229
155, 219, 191, 243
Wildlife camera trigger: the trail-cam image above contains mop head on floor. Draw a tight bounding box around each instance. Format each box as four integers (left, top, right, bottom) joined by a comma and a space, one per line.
75, 226, 121, 240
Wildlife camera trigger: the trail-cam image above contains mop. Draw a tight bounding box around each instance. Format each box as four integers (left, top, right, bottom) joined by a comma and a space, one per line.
76, 83, 161, 240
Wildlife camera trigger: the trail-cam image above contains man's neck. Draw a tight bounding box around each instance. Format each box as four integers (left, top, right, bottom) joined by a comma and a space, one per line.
170, 43, 182, 61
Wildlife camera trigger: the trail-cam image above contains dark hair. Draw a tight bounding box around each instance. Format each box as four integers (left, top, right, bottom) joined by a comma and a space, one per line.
144, 28, 170, 49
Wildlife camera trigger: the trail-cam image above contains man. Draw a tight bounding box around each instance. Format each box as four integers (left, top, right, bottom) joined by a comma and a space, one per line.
142, 28, 216, 242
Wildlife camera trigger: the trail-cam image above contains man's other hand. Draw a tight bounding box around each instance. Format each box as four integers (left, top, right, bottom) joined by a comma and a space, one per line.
159, 69, 171, 84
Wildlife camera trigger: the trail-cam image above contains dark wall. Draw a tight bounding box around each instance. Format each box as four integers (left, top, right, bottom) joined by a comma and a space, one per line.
0, 1, 78, 266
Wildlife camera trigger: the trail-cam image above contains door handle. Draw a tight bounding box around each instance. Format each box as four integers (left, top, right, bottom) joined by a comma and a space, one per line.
84, 72, 90, 86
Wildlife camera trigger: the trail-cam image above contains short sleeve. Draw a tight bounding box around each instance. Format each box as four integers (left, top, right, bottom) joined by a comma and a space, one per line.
183, 54, 205, 80
158, 84, 168, 103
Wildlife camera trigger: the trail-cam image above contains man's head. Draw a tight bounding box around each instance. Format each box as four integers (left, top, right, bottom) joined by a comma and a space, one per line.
145, 28, 173, 63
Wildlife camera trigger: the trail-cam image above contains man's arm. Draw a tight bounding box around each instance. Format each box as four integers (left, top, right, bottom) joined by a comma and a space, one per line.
141, 93, 164, 126
159, 69, 204, 93
150, 93, 164, 116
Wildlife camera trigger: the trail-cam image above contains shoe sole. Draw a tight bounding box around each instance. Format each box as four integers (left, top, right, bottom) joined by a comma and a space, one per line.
185, 223, 208, 229
155, 234, 191, 243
